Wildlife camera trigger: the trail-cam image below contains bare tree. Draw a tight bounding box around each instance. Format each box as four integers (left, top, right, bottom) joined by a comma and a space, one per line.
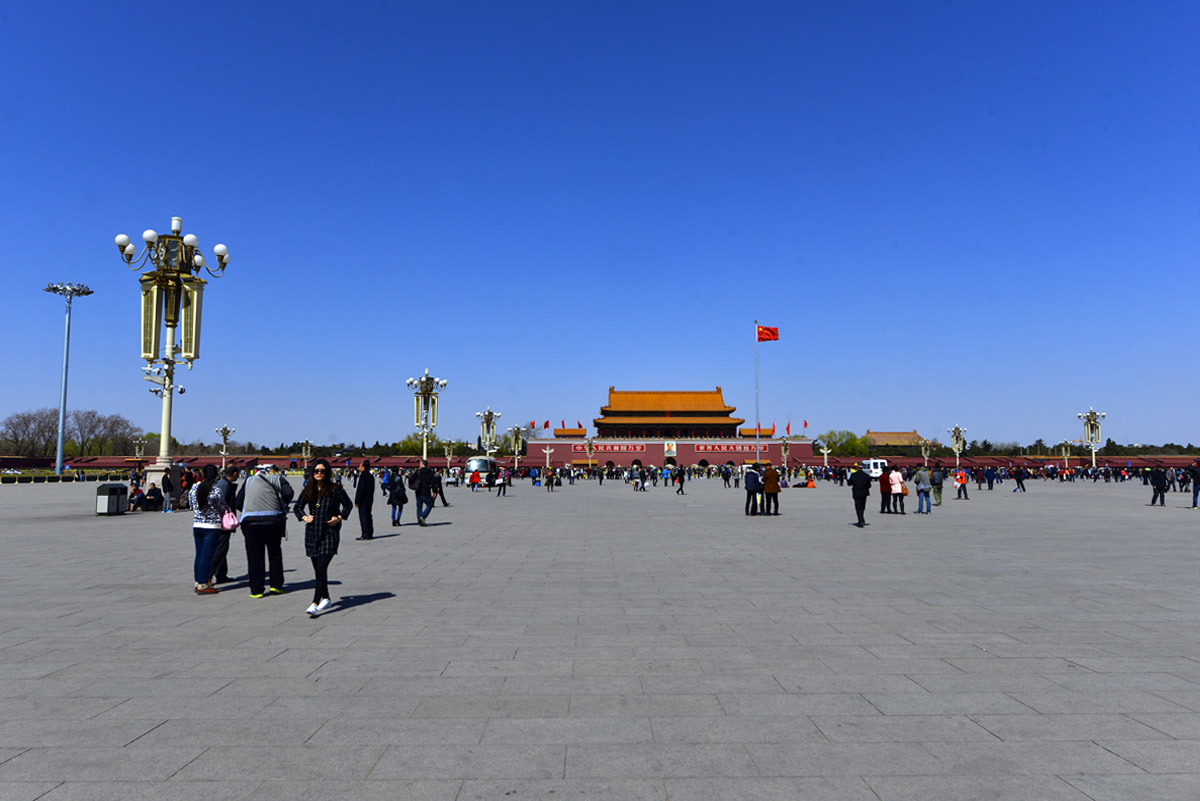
101, 413, 142, 455
0, 410, 42, 456
70, 409, 106, 455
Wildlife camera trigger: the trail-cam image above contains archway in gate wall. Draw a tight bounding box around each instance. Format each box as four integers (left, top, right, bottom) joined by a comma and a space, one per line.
631, 459, 643, 468
664, 457, 677, 467
698, 459, 709, 467
605, 460, 616, 470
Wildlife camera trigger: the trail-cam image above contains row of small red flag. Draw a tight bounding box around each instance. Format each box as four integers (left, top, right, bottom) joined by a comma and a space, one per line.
529, 420, 585, 430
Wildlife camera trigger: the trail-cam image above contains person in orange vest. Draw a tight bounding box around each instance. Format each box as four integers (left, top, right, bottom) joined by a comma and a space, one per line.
954, 468, 970, 500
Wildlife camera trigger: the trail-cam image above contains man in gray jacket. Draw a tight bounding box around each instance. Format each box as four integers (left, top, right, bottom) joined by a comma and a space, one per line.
236, 465, 294, 598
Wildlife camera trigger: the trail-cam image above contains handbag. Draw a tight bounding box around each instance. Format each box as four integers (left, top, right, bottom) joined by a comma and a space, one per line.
221, 509, 239, 531
901, 484, 910, 497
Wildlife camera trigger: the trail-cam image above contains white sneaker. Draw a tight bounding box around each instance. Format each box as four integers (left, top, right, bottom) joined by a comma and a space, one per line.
305, 603, 319, 616
315, 597, 332, 612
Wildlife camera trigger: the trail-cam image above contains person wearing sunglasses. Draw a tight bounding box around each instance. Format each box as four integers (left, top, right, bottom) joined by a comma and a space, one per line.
293, 458, 353, 617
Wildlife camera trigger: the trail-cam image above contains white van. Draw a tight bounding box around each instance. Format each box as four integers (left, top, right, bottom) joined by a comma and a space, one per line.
862, 458, 889, 478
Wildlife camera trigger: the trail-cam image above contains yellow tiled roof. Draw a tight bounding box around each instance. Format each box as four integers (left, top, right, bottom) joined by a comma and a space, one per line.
600, 387, 735, 414
864, 430, 923, 446
595, 416, 745, 426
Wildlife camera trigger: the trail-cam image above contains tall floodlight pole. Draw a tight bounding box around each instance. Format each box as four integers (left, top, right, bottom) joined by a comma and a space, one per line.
216, 425, 235, 470
43, 283, 94, 475
919, 438, 932, 467
476, 407, 501, 457
1077, 407, 1106, 469
406, 368, 447, 461
947, 425, 966, 469
114, 217, 230, 485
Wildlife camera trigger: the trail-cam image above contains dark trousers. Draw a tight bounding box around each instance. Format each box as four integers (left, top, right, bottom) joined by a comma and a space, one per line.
957, 484, 969, 499
310, 553, 334, 602
193, 528, 220, 585
1151, 488, 1166, 506
880, 492, 891, 513
892, 493, 904, 513
242, 519, 285, 595
854, 496, 867, 525
745, 490, 759, 515
358, 503, 374, 539
763, 492, 778, 514
209, 531, 232, 581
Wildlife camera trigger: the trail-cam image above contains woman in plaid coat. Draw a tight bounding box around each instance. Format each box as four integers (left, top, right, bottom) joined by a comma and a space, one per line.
293, 458, 353, 617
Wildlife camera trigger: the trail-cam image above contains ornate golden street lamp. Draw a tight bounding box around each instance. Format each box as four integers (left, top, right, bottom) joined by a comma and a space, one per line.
406, 368, 446, 460
1077, 407, 1106, 469
115, 217, 229, 484
507, 426, 524, 474
443, 440, 455, 478
301, 439, 312, 471
584, 437, 596, 474
215, 425, 235, 470
919, 438, 932, 467
476, 406, 501, 457
947, 425, 966, 468
779, 437, 791, 470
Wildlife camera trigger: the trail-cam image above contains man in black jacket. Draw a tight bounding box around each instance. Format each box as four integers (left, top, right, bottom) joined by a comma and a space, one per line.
354, 460, 375, 540
848, 463, 873, 527
414, 459, 437, 526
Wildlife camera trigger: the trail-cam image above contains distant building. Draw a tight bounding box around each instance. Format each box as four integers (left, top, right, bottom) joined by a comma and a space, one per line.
864, 430, 924, 448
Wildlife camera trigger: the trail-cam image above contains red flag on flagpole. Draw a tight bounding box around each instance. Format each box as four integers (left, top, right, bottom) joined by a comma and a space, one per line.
561, 420, 565, 430
756, 325, 779, 342
786, 422, 791, 436
771, 422, 776, 436
529, 421, 535, 429
803, 420, 808, 429
543, 420, 550, 429
576, 420, 583, 429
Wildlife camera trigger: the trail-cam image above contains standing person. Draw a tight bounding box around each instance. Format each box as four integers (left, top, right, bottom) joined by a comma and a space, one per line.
913, 465, 932, 514
744, 463, 762, 516
236, 464, 294, 598
1149, 467, 1168, 507
495, 467, 508, 497
879, 468, 892, 514
888, 466, 906, 514
848, 463, 872, 527
954, 467, 970, 500
210, 465, 241, 584
1187, 459, 1200, 509
354, 460, 375, 540
293, 459, 352, 617
161, 471, 175, 513
930, 463, 945, 506
761, 463, 780, 515
413, 458, 437, 526
188, 464, 229, 595
469, 470, 481, 492
387, 470, 408, 526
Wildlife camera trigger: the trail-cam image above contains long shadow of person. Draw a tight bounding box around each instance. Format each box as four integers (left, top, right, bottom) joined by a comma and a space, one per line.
320, 592, 396, 615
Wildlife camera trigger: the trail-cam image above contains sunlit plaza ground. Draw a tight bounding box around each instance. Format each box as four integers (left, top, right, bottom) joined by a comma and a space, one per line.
0, 475, 1197, 800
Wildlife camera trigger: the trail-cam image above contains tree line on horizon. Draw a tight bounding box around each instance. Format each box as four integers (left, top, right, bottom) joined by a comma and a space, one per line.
812, 429, 1200, 459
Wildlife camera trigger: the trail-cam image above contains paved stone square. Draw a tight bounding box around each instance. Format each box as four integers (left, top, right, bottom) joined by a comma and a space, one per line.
0, 474, 1197, 800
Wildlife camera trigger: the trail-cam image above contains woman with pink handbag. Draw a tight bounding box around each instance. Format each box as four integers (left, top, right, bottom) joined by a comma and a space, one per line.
188, 464, 231, 595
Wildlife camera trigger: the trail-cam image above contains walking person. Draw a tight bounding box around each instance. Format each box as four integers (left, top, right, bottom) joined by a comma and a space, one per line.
848, 463, 872, 527
435, 470, 451, 507
1187, 459, 1200, 509
761, 462, 780, 515
210, 465, 241, 584
236, 464, 293, 598
387, 470, 408, 526
292, 458, 352, 617
188, 464, 229, 595
354, 460, 375, 540
1149, 467, 1168, 507
413, 458, 436, 526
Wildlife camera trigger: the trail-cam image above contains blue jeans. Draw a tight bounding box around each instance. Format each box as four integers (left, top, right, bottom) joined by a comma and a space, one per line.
416, 494, 433, 520
193, 528, 220, 584
391, 504, 404, 523
917, 489, 931, 513
1192, 485, 1199, 508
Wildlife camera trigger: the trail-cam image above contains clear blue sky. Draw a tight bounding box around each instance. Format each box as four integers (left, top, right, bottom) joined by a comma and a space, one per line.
2, 1, 1197, 449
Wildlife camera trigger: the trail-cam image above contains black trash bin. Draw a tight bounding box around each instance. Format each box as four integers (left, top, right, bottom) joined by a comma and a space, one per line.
96, 483, 129, 515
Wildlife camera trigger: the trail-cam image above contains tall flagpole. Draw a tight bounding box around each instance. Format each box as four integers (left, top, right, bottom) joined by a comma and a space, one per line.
754, 320, 761, 464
